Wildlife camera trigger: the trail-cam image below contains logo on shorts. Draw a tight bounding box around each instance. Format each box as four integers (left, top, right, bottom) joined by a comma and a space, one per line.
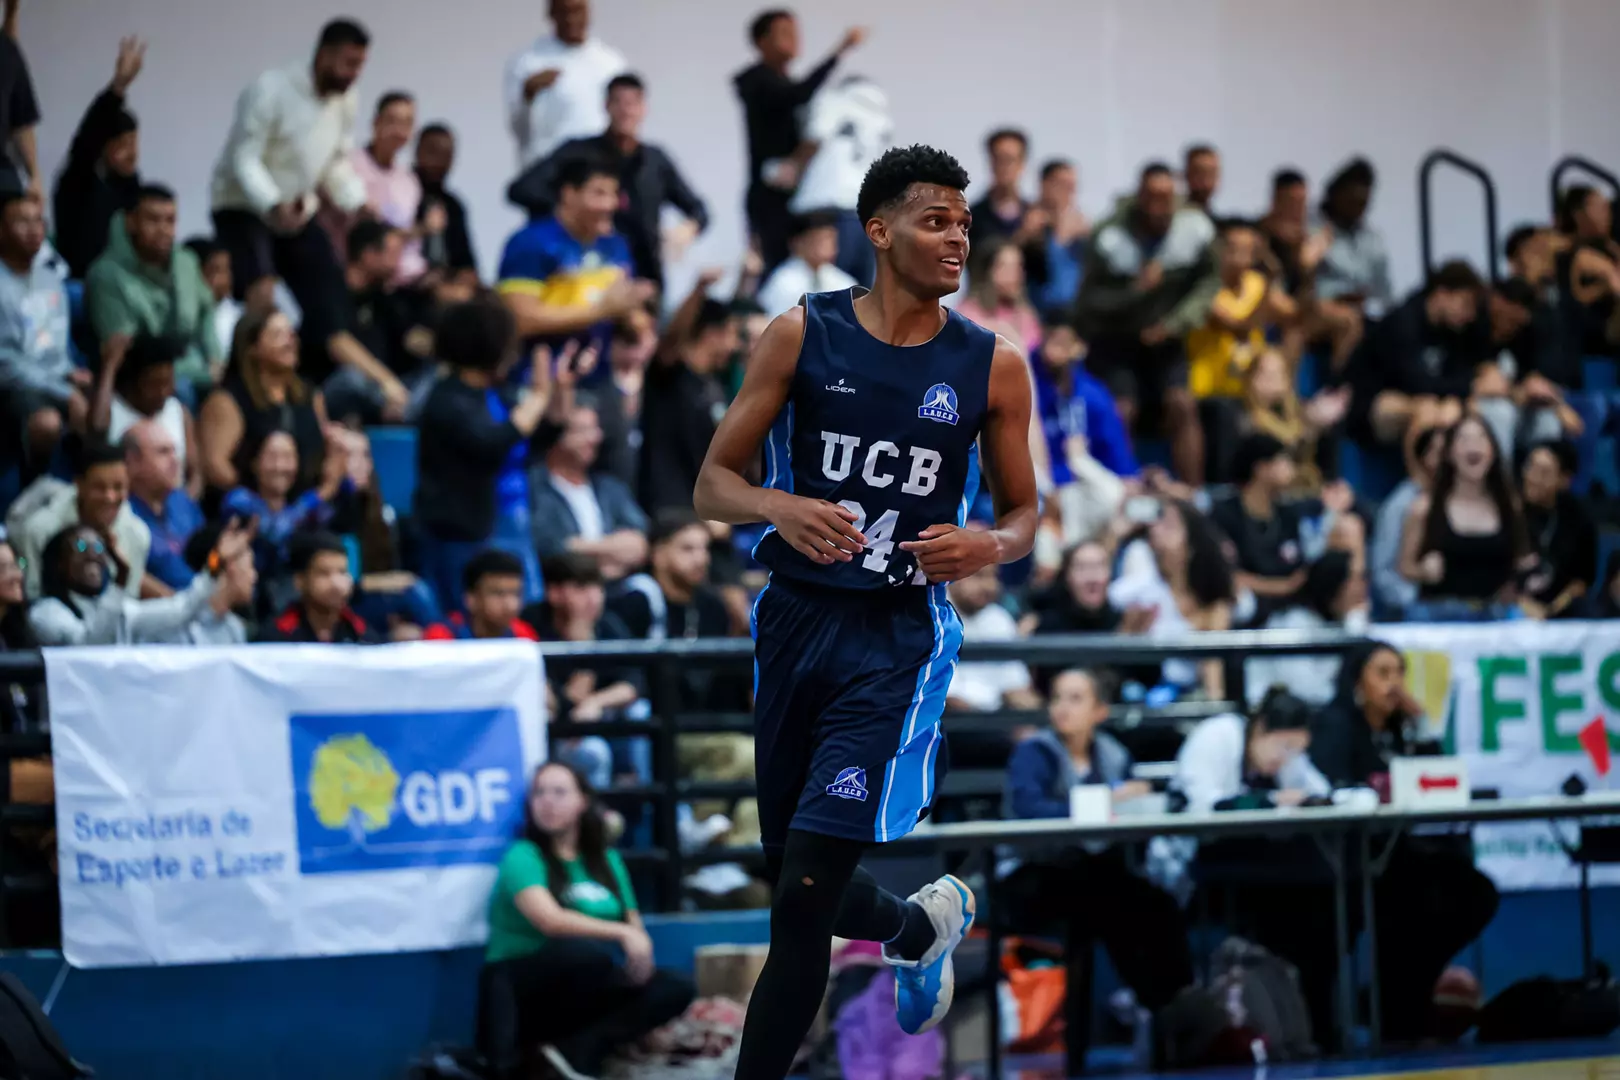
826, 767, 869, 802
918, 383, 959, 425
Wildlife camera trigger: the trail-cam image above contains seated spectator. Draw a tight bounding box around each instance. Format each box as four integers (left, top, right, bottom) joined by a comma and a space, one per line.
1313, 157, 1391, 366
315, 220, 430, 425
1186, 217, 1291, 402
956, 235, 1042, 354
1240, 348, 1349, 495
1244, 551, 1366, 706
0, 535, 39, 727
532, 398, 648, 578
52, 37, 144, 279
1485, 277, 1583, 446
1073, 162, 1215, 483
999, 668, 1190, 1056
414, 123, 479, 293
0, 192, 84, 481
1026, 541, 1146, 637
335, 428, 440, 639
638, 288, 737, 514
755, 210, 858, 319
478, 761, 693, 1080
1310, 643, 1500, 1044
1594, 552, 1620, 620
257, 531, 377, 643
424, 550, 540, 642
508, 73, 708, 290
346, 91, 428, 286
1030, 324, 1136, 551
967, 128, 1048, 288
91, 333, 199, 493
15, 441, 151, 599
29, 518, 252, 646
186, 237, 244, 370
222, 428, 349, 613
197, 307, 328, 496
1176, 690, 1335, 1045
1359, 261, 1492, 450
1519, 440, 1596, 620
946, 563, 1040, 712
123, 419, 204, 595
85, 183, 221, 395
1030, 158, 1089, 321
1555, 185, 1620, 357
416, 298, 575, 610
1209, 434, 1362, 621
1257, 169, 1326, 309
1107, 499, 1233, 698
1398, 414, 1536, 621
1369, 424, 1443, 619
158, 523, 256, 645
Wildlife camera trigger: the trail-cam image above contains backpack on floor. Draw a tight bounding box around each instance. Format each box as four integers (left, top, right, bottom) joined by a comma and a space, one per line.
1477, 964, 1620, 1044
0, 972, 91, 1080
1157, 937, 1315, 1067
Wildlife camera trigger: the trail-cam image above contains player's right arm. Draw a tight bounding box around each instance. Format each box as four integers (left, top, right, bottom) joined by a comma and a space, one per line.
695, 307, 867, 565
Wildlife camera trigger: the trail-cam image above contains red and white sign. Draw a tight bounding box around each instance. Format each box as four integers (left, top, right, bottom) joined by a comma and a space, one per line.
1390, 755, 1471, 810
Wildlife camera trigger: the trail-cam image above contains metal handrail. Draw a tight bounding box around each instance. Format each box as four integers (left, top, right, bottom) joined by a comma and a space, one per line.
1419, 148, 1500, 283
1550, 154, 1620, 236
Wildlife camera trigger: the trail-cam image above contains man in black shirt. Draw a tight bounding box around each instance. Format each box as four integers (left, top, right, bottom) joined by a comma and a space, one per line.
0, 5, 40, 198
508, 73, 708, 289
414, 123, 478, 291
316, 220, 431, 424
733, 9, 864, 271
637, 285, 736, 514
967, 128, 1048, 289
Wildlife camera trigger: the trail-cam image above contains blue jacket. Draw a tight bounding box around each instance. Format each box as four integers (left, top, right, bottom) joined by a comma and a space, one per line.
1004, 727, 1134, 820
1032, 355, 1139, 483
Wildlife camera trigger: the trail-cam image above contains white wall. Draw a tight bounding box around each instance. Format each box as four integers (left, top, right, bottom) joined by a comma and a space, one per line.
22, 0, 1620, 299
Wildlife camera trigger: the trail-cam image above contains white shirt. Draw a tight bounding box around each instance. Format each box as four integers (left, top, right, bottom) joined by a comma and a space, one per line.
946, 603, 1032, 712
108, 395, 188, 479
211, 64, 365, 218
551, 473, 605, 541
1107, 540, 1198, 689
212, 297, 243, 361
757, 259, 860, 318
1174, 713, 1331, 813
504, 35, 628, 167
790, 78, 892, 214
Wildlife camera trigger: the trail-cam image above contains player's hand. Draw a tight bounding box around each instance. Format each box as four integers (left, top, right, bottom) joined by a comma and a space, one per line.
620, 926, 655, 985
764, 493, 866, 564
900, 523, 999, 583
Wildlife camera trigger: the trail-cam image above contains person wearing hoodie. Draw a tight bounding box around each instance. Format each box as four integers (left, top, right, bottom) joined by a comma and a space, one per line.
1309, 642, 1499, 1044
84, 184, 221, 396
1001, 668, 1192, 1064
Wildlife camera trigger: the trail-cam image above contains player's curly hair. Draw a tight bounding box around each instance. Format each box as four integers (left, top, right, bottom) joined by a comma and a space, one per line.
856, 144, 971, 224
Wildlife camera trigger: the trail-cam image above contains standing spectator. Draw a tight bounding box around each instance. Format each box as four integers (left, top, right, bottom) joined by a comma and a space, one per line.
85, 184, 221, 395
1313, 157, 1391, 368
257, 530, 378, 643
196, 307, 328, 496
209, 19, 369, 313
345, 91, 428, 286
314, 220, 425, 424
52, 37, 144, 279
531, 400, 648, 577
498, 154, 649, 362
968, 129, 1048, 289
789, 75, 889, 286
123, 419, 204, 595
1182, 144, 1220, 217
733, 9, 864, 270
505, 0, 628, 170
0, 191, 83, 481
945, 564, 1040, 713
637, 284, 735, 514
509, 74, 707, 291
1369, 425, 1443, 620
956, 236, 1042, 355
424, 550, 541, 642
1398, 414, 1536, 621
185, 237, 244, 378
1519, 440, 1596, 620
415, 298, 578, 610
1073, 162, 1216, 484
28, 519, 253, 646
0, 0, 39, 198
1031, 159, 1089, 320
15, 441, 150, 599
415, 123, 479, 290
755, 211, 857, 318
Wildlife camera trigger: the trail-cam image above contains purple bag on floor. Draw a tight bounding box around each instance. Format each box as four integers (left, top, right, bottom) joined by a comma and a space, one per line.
834, 969, 944, 1080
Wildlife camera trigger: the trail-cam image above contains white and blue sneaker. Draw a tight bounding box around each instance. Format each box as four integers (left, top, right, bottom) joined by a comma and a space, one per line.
884, 873, 976, 1035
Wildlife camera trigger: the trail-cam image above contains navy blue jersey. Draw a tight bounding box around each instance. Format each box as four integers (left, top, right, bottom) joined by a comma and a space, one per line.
754, 288, 996, 590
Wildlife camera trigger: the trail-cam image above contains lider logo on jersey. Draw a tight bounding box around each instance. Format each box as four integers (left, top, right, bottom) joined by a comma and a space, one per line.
918, 383, 960, 425
289, 707, 524, 875
827, 767, 870, 802
825, 378, 857, 394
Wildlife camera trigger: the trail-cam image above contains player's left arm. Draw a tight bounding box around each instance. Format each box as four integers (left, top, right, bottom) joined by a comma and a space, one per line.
900, 336, 1039, 582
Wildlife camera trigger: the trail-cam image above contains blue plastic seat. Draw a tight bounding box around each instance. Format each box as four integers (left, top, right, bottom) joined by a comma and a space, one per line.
365, 427, 418, 513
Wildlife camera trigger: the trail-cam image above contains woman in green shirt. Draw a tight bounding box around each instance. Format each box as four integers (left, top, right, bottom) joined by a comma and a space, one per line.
479, 761, 693, 1080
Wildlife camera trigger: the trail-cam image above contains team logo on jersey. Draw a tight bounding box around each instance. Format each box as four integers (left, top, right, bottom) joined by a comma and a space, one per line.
918, 383, 959, 425
826, 767, 869, 802
825, 378, 857, 394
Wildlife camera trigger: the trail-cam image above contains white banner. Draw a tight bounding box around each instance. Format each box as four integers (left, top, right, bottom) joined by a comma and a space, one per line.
1376, 621, 1620, 891
47, 641, 546, 968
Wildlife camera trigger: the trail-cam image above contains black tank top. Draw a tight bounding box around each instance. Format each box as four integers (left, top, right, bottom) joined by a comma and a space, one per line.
1420, 503, 1514, 602
222, 374, 326, 492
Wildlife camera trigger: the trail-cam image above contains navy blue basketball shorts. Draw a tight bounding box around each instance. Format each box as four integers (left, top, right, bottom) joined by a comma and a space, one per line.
749, 577, 963, 850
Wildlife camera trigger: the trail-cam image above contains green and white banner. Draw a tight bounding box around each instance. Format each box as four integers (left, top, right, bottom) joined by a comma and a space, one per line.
1376, 621, 1620, 891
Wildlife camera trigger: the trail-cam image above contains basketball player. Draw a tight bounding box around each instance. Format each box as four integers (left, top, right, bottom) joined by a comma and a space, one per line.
694, 144, 1038, 1078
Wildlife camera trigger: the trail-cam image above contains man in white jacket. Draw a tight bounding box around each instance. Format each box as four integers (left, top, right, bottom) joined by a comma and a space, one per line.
504, 0, 627, 169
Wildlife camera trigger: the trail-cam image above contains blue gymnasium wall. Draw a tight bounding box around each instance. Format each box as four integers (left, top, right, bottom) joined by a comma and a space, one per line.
1, 889, 1615, 1080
